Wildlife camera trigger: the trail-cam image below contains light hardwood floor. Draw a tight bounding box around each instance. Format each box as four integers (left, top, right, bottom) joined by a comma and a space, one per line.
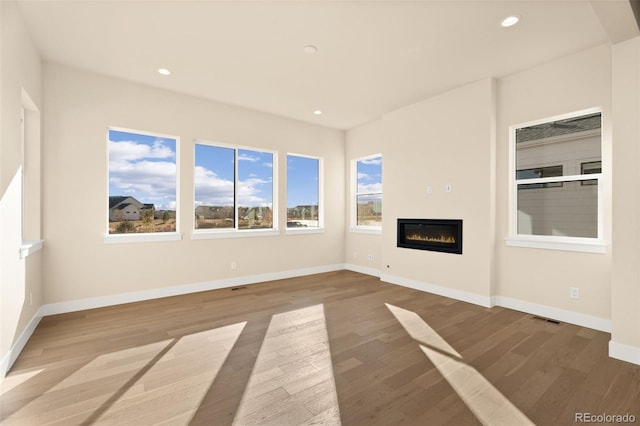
1, 271, 639, 425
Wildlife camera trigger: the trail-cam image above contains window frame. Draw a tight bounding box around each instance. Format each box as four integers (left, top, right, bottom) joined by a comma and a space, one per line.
580, 160, 601, 186
19, 89, 44, 258
515, 165, 564, 189
104, 126, 181, 244
285, 153, 325, 235
506, 108, 605, 253
192, 140, 278, 239
350, 153, 383, 234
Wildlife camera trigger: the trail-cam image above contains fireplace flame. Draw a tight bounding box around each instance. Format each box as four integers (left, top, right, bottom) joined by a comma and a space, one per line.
407, 234, 456, 244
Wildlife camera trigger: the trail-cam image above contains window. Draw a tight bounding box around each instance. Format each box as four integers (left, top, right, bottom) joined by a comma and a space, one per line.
581, 161, 601, 185
509, 110, 603, 252
194, 142, 275, 233
287, 154, 322, 230
353, 154, 382, 230
516, 165, 563, 189
107, 128, 178, 237
19, 89, 44, 258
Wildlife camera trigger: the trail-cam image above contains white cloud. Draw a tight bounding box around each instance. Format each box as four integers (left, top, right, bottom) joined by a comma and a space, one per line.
238, 177, 271, 207
238, 153, 259, 162
109, 140, 175, 162
108, 139, 178, 210
194, 166, 234, 206
360, 157, 382, 166
357, 182, 382, 193
194, 166, 272, 208
109, 160, 176, 208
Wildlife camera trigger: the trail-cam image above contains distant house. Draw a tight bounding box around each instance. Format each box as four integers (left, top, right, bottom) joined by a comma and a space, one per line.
239, 206, 272, 221
195, 205, 233, 220
109, 196, 155, 221
287, 205, 318, 220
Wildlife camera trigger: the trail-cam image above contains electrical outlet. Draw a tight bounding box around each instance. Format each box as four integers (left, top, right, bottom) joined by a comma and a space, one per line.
231, 261, 237, 270
367, 254, 373, 262
570, 287, 580, 299
353, 251, 358, 259
445, 183, 452, 193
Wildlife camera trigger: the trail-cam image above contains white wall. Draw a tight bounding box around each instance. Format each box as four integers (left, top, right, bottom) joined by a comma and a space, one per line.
42, 63, 345, 305
611, 36, 640, 363
0, 0, 43, 375
378, 79, 497, 305
495, 45, 612, 324
344, 119, 383, 276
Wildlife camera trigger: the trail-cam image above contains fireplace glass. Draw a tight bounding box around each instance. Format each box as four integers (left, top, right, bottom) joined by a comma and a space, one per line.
397, 219, 462, 254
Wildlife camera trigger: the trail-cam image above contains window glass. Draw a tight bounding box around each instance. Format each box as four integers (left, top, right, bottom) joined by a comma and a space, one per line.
355, 155, 382, 228
108, 129, 177, 234
581, 161, 601, 186
517, 180, 598, 238
194, 143, 274, 231
514, 112, 601, 239
287, 155, 320, 228
238, 149, 273, 229
516, 165, 563, 189
194, 144, 235, 229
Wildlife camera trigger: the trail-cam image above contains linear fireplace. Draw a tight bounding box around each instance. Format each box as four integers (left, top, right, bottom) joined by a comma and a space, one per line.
397, 218, 463, 254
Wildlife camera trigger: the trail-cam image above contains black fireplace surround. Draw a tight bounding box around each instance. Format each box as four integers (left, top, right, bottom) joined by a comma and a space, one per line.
397, 218, 463, 254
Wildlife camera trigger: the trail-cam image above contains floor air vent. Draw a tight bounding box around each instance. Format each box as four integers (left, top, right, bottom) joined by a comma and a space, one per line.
532, 315, 561, 325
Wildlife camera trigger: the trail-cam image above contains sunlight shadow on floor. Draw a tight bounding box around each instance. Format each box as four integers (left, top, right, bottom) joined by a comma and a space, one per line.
2, 322, 246, 424
0, 368, 44, 395
386, 303, 534, 426
233, 304, 341, 426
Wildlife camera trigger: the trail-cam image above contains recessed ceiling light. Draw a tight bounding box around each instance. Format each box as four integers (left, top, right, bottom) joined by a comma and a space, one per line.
501, 15, 520, 28
158, 68, 171, 76
303, 45, 318, 55
313, 110, 323, 116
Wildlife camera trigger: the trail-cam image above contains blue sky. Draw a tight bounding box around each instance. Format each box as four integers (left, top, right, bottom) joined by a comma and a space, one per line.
357, 155, 382, 196
108, 129, 177, 210
287, 155, 318, 207
194, 144, 235, 206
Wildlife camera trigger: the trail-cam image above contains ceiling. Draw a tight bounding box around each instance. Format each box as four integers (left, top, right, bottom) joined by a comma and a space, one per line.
16, 0, 640, 130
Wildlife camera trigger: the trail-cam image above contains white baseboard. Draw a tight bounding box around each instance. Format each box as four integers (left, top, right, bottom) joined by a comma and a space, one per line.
1, 307, 44, 377
379, 273, 493, 308
492, 295, 611, 332
609, 340, 640, 365
344, 263, 381, 278
42, 264, 345, 316
376, 273, 611, 333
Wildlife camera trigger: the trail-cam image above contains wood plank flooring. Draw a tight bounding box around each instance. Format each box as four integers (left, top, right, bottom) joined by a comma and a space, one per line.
1, 270, 639, 425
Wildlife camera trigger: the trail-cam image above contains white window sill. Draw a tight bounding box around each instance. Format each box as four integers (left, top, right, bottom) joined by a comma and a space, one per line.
104, 233, 183, 244
505, 236, 606, 254
285, 228, 325, 235
20, 240, 44, 259
349, 227, 382, 235
191, 229, 280, 240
